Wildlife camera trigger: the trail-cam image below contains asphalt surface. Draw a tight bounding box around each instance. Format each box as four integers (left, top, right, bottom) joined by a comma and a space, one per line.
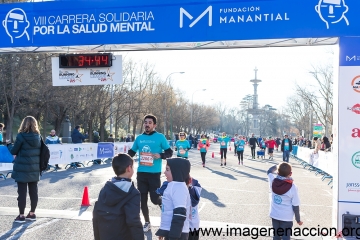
0, 143, 333, 240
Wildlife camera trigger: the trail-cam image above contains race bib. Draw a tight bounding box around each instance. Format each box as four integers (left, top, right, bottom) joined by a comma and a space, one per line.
221, 141, 225, 146
140, 152, 154, 166
285, 143, 289, 146
238, 145, 244, 150
179, 149, 186, 155
202, 145, 206, 148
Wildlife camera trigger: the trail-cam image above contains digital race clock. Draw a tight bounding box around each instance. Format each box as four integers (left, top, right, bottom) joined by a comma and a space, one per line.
59, 53, 112, 68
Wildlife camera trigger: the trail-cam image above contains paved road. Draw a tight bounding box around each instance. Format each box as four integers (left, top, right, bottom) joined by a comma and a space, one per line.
0, 142, 333, 240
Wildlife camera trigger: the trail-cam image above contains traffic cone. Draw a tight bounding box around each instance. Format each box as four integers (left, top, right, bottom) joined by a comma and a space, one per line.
81, 186, 91, 206
212, 152, 214, 158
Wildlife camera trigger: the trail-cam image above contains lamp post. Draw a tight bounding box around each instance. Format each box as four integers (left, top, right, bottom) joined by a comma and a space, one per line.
164, 72, 185, 138
190, 89, 206, 135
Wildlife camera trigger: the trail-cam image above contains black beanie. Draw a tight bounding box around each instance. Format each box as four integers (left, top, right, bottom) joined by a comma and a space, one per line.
166, 158, 191, 182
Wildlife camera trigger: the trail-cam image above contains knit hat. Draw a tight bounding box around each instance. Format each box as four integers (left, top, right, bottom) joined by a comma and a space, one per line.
166, 158, 191, 182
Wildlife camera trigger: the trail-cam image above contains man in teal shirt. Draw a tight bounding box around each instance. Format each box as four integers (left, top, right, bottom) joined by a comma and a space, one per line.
281, 134, 293, 163
175, 132, 190, 158
219, 132, 230, 166
128, 114, 173, 233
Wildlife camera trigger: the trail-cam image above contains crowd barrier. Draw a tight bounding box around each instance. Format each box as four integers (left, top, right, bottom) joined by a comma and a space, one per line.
291, 146, 335, 186
0, 142, 134, 179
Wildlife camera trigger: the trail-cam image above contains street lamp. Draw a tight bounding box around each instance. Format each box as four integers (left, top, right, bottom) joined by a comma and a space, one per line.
190, 89, 206, 135
164, 72, 185, 138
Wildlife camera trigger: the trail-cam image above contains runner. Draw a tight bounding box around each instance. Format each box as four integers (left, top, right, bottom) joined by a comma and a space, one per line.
175, 132, 191, 159
127, 114, 173, 233
198, 134, 210, 167
248, 134, 259, 159
265, 136, 278, 160
258, 137, 267, 159
235, 135, 246, 165
218, 132, 230, 166
233, 133, 238, 156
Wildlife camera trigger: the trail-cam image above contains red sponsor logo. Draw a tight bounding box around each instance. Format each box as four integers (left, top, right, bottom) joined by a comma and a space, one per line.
352, 128, 360, 138
348, 104, 360, 114
352, 76, 360, 93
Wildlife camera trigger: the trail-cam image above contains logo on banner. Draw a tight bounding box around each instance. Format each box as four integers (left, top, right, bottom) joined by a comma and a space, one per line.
347, 104, 360, 114
346, 182, 360, 193
352, 151, 360, 169
59, 69, 83, 83
352, 128, 360, 138
346, 56, 360, 62
97, 143, 114, 158
351, 76, 360, 93
90, 68, 115, 82
2, 8, 30, 43
180, 6, 212, 28
315, 0, 349, 29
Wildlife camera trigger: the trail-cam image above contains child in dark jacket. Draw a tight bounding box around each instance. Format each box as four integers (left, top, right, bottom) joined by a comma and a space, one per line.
155, 158, 191, 240
92, 153, 144, 240
267, 163, 303, 240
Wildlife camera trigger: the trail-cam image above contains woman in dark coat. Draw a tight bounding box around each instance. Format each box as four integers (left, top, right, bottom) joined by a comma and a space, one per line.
9, 116, 41, 223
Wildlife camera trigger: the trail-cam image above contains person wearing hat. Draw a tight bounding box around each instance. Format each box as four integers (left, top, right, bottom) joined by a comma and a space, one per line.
175, 132, 191, 159
156, 158, 191, 240
281, 134, 293, 162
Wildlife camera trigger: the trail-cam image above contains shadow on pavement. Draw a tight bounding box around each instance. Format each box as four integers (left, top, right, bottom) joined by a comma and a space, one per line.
201, 188, 226, 207
39, 160, 112, 184
222, 166, 268, 182
0, 221, 35, 239
206, 167, 237, 180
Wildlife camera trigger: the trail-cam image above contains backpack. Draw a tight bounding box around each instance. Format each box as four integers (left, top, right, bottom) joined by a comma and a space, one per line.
39, 137, 50, 174
22, 134, 50, 175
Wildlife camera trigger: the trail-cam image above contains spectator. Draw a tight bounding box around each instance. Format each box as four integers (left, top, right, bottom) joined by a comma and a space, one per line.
45, 129, 61, 170
107, 134, 115, 142
189, 134, 194, 149
281, 134, 293, 163
93, 131, 100, 143
8, 116, 41, 223
313, 137, 321, 153
320, 136, 331, 152
125, 135, 131, 142
71, 125, 88, 167
0, 123, 4, 145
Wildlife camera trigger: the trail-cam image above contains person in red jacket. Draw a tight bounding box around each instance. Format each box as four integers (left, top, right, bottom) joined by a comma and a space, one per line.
265, 136, 278, 160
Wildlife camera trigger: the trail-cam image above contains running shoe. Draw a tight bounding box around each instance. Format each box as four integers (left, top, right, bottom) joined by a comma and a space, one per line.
220, 163, 223, 166
224, 162, 226, 166
241, 161, 244, 165
143, 222, 151, 232
238, 161, 240, 165
14, 215, 25, 223
25, 212, 36, 221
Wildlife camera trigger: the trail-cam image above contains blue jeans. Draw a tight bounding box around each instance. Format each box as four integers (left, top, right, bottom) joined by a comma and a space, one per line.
283, 150, 290, 162
271, 218, 293, 240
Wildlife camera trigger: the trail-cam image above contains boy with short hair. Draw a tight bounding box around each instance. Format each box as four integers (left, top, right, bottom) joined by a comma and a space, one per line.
267, 162, 303, 240
93, 153, 144, 240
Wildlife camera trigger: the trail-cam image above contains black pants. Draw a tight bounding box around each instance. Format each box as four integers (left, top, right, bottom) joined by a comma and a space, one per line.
234, 145, 237, 154
251, 147, 256, 158
220, 148, 227, 160
200, 152, 206, 164
137, 172, 161, 223
237, 151, 244, 161
17, 182, 38, 215
271, 218, 293, 240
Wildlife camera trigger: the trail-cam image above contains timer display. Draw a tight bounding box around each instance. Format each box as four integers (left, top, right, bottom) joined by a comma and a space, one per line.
59, 53, 112, 68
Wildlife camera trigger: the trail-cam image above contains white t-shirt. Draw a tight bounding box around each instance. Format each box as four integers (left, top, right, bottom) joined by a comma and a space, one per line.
189, 185, 202, 230
160, 181, 191, 233
268, 173, 301, 221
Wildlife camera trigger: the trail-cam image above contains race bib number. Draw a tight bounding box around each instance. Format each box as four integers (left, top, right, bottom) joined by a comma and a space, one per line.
140, 152, 154, 166
179, 149, 186, 155
238, 146, 244, 150
285, 143, 289, 146
202, 145, 206, 148
221, 141, 225, 146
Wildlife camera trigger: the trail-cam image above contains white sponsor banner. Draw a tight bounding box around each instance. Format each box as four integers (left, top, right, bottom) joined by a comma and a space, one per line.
0, 163, 13, 172
114, 142, 134, 155
62, 143, 98, 164
338, 66, 360, 203
52, 55, 122, 86
295, 147, 334, 176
